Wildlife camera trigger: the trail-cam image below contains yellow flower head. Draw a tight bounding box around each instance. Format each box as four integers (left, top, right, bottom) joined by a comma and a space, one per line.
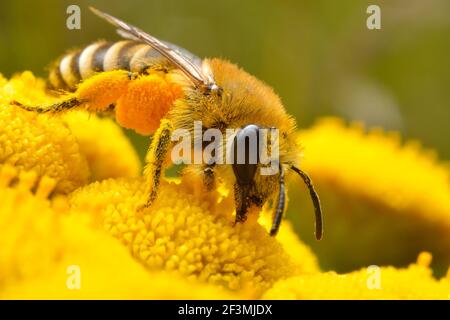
263, 252, 450, 300
62, 111, 141, 181
0, 72, 141, 193
0, 165, 239, 299
0, 97, 90, 193
293, 118, 450, 274
69, 174, 319, 296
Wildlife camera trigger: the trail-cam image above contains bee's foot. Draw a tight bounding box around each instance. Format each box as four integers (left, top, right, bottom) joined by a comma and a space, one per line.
136, 201, 152, 213
233, 216, 247, 226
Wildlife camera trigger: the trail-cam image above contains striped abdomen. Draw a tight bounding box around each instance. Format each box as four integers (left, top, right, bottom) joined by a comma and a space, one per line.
48, 40, 197, 91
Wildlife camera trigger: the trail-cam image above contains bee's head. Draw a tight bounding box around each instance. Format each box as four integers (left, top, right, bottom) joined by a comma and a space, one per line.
231, 124, 323, 239
231, 124, 261, 186
231, 124, 281, 221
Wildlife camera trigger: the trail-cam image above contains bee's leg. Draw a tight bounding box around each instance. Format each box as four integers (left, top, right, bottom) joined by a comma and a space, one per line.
140, 119, 173, 209
12, 70, 135, 114
202, 163, 216, 191
270, 165, 286, 236
11, 97, 82, 113
234, 184, 251, 224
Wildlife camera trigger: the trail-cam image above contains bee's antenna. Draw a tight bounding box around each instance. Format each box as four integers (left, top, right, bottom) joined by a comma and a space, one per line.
291, 165, 323, 240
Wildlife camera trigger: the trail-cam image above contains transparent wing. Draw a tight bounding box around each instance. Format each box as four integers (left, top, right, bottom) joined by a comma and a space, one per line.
90, 7, 215, 88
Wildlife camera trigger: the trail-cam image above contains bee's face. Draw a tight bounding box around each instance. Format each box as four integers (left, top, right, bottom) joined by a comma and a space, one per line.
231, 124, 282, 221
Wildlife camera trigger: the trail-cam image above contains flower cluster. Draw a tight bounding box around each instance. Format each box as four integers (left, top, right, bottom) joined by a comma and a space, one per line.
294, 118, 450, 274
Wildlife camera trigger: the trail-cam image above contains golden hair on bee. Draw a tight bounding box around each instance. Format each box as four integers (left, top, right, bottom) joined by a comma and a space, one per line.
13, 7, 323, 239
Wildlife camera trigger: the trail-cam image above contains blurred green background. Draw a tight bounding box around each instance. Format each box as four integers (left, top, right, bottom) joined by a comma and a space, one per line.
0, 0, 449, 273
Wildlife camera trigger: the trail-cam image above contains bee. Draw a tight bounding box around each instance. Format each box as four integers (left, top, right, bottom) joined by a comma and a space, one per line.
14, 7, 323, 239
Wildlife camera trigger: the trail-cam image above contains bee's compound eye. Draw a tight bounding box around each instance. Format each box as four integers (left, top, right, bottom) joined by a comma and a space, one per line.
232, 124, 261, 185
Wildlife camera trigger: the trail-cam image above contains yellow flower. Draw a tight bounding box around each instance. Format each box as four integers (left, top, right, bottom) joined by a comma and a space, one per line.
0, 97, 90, 193
0, 165, 238, 299
62, 111, 141, 181
263, 252, 450, 300
291, 118, 450, 275
0, 71, 53, 106
69, 174, 319, 296
0, 72, 141, 193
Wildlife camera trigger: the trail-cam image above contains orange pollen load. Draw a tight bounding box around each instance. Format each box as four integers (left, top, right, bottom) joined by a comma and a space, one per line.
116, 74, 184, 135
